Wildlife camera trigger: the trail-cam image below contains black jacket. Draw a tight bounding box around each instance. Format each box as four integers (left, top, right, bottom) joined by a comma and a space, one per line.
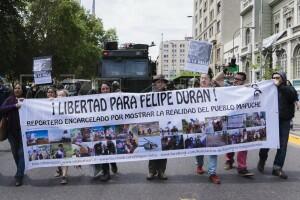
273, 72, 298, 120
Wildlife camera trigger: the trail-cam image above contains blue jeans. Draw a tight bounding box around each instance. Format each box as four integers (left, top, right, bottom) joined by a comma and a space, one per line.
8, 133, 25, 178
195, 155, 217, 175
259, 119, 290, 169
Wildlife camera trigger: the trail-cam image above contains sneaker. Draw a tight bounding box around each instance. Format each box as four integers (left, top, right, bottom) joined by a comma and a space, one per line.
158, 172, 168, 180
196, 166, 205, 174
257, 159, 265, 173
100, 173, 111, 182
209, 174, 221, 184
15, 177, 23, 187
94, 169, 103, 178
60, 176, 68, 185
111, 164, 118, 174
272, 169, 288, 179
224, 162, 234, 170
238, 169, 254, 177
146, 173, 155, 180
54, 168, 62, 178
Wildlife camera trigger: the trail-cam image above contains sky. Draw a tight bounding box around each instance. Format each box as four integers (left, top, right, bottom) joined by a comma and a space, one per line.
81, 0, 193, 59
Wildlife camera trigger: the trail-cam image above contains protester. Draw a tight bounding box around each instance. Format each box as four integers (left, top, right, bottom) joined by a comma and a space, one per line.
147, 75, 168, 181
54, 89, 70, 185
223, 72, 254, 177
46, 86, 56, 99
257, 72, 298, 179
0, 83, 26, 186
0, 78, 10, 119
195, 68, 221, 184
93, 82, 118, 182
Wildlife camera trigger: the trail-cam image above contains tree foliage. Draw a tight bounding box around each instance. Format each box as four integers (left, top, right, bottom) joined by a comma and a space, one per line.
0, 0, 118, 81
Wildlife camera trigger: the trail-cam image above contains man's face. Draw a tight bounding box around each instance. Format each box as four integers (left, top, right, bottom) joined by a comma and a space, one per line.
154, 79, 166, 91
82, 128, 90, 138
272, 74, 283, 86
200, 74, 211, 88
233, 74, 245, 86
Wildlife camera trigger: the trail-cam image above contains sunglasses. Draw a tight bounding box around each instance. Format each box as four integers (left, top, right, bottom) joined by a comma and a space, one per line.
272, 76, 281, 80
234, 77, 244, 81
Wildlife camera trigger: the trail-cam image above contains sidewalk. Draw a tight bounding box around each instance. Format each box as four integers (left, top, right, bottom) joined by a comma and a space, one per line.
0, 140, 11, 152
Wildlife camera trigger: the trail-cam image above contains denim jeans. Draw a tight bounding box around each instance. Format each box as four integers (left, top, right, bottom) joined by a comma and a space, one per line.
8, 133, 25, 178
195, 155, 217, 175
259, 119, 290, 169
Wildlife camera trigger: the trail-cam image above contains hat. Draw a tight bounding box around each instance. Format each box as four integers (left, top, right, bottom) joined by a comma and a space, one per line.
152, 74, 168, 83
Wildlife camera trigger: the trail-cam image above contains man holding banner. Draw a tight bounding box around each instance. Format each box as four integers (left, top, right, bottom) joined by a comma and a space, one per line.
257, 72, 297, 179
147, 75, 169, 181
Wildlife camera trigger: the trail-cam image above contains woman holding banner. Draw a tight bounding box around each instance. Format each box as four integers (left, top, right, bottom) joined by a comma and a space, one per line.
0, 83, 26, 186
195, 69, 221, 184
93, 82, 118, 182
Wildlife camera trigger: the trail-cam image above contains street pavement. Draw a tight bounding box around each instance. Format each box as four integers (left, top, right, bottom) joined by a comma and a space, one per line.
1, 139, 300, 200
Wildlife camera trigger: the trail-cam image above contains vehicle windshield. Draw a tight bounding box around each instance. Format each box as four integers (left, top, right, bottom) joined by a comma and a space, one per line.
102, 59, 148, 77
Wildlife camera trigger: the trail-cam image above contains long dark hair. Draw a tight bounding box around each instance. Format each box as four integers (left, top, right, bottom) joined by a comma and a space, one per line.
13, 83, 26, 98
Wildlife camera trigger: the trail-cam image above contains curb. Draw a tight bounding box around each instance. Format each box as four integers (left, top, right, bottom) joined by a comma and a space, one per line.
289, 134, 300, 145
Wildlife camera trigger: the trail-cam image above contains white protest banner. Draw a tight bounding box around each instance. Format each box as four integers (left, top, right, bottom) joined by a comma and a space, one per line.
184, 40, 212, 73
33, 56, 52, 85
19, 80, 279, 170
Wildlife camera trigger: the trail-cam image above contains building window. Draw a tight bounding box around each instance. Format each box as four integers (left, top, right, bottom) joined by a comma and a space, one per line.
274, 23, 279, 33
195, 0, 198, 11
216, 48, 220, 61
204, 17, 207, 27
204, 1, 207, 12
210, 0, 214, 5
293, 45, 300, 79
204, 32, 208, 40
199, 9, 202, 18
210, 10, 214, 22
164, 44, 168, 48
199, 23, 202, 33
195, 28, 198, 37
286, 17, 292, 28
217, 21, 220, 33
217, 2, 221, 14
209, 27, 214, 37
277, 50, 287, 73
245, 28, 251, 45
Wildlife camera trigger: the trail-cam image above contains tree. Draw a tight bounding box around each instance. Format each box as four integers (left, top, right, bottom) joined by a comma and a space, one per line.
0, 0, 30, 81
26, 0, 117, 79
1, 0, 118, 80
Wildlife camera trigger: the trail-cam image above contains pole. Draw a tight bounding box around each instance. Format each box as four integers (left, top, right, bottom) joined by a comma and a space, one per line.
161, 33, 164, 76
259, 0, 263, 80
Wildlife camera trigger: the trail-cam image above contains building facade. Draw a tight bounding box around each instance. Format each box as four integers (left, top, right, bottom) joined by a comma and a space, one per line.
239, 0, 300, 83
192, 0, 241, 72
157, 37, 192, 79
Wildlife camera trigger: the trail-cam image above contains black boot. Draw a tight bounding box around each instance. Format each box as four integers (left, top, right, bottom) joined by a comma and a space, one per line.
272, 169, 288, 179
15, 176, 23, 187
257, 159, 265, 173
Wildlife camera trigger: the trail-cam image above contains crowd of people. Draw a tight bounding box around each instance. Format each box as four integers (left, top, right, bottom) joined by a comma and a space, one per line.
0, 66, 298, 186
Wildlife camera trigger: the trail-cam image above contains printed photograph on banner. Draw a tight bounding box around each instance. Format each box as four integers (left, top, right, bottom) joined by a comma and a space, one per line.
28, 145, 51, 161
94, 140, 117, 157
48, 129, 71, 143
227, 129, 245, 145
227, 114, 247, 130
159, 120, 183, 136
72, 142, 94, 157
183, 133, 207, 149
90, 126, 106, 141
161, 135, 184, 151
125, 122, 160, 137
135, 136, 162, 153
26, 130, 49, 146
50, 143, 73, 159
205, 116, 228, 133
206, 131, 228, 147
116, 138, 138, 154
245, 126, 267, 142
182, 118, 205, 134
245, 112, 266, 127
71, 127, 92, 143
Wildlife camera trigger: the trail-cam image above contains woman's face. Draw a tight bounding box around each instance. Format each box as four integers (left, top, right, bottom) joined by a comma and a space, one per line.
101, 84, 111, 93
56, 90, 67, 98
14, 84, 23, 97
47, 88, 56, 98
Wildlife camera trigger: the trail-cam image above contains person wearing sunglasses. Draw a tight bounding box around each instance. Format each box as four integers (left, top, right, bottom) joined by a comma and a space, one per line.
257, 72, 298, 179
